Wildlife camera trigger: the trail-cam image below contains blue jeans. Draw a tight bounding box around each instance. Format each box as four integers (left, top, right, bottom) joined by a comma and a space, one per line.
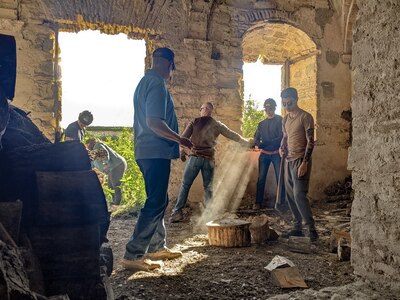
284, 158, 315, 231
124, 159, 170, 260
256, 153, 285, 206
173, 156, 215, 213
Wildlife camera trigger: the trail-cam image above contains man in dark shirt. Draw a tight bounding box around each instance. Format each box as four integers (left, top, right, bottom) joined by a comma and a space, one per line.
169, 102, 250, 223
253, 98, 285, 210
64, 110, 93, 141
122, 47, 192, 271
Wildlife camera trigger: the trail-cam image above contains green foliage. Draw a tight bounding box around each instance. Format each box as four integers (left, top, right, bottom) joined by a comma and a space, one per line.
242, 99, 265, 138
85, 128, 145, 216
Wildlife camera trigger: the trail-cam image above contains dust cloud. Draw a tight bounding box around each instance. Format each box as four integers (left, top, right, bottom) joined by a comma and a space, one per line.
194, 141, 255, 231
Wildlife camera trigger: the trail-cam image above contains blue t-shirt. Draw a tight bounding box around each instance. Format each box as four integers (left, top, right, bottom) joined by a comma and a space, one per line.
133, 70, 179, 160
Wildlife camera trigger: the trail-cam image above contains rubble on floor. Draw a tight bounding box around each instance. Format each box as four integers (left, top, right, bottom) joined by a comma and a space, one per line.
267, 281, 398, 300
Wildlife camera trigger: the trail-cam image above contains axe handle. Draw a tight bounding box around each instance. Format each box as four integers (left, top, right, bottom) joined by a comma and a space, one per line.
275, 156, 285, 207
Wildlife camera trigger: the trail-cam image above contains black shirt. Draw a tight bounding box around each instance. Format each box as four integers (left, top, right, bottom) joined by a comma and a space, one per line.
254, 115, 283, 152
64, 121, 85, 141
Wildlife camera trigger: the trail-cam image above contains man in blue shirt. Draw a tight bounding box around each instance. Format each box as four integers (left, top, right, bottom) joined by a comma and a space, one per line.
122, 48, 192, 271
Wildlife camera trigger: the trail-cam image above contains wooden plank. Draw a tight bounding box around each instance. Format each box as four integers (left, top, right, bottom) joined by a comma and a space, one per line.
288, 236, 312, 254
338, 237, 351, 261
35, 171, 109, 226
0, 142, 92, 224
29, 225, 100, 281
271, 266, 308, 288
29, 225, 100, 255
249, 214, 269, 244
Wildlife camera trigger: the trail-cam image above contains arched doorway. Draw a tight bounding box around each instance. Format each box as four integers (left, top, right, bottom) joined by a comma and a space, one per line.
242, 22, 318, 121
242, 22, 319, 206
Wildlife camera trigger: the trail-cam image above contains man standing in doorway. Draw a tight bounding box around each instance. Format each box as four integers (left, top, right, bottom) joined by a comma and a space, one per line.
169, 102, 250, 223
253, 98, 285, 210
64, 110, 93, 141
279, 87, 318, 241
122, 47, 193, 271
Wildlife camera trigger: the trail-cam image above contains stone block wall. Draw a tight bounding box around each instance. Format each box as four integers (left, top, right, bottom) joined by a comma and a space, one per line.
0, 0, 55, 139
290, 55, 317, 122
1, 0, 352, 203
349, 0, 400, 291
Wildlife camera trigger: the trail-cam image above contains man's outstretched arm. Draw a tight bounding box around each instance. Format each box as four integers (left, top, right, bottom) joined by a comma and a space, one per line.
147, 117, 193, 149
218, 122, 250, 146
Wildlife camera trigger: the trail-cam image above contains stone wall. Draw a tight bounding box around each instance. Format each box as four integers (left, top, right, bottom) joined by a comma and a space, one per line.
1, 0, 352, 202
1, 0, 55, 138
290, 55, 317, 122
349, 0, 400, 291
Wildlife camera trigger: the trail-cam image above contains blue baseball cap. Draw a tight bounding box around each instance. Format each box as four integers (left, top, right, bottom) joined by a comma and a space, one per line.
152, 47, 175, 70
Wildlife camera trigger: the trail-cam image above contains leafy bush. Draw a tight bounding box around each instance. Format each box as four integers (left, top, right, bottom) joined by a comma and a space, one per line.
242, 99, 265, 138
85, 128, 145, 216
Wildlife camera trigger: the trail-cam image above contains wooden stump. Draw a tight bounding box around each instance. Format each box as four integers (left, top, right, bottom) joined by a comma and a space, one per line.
288, 236, 312, 254
338, 237, 351, 261
206, 219, 251, 247
249, 214, 269, 244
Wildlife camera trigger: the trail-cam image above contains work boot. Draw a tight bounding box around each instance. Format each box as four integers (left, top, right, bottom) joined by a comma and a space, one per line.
169, 211, 184, 223
280, 229, 305, 238
144, 248, 183, 260
121, 258, 162, 271
309, 229, 319, 242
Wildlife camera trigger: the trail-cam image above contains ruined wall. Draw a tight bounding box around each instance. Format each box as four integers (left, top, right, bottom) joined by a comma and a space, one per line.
1, 0, 352, 203
0, 0, 55, 138
349, 0, 400, 290
290, 55, 317, 122
209, 1, 352, 200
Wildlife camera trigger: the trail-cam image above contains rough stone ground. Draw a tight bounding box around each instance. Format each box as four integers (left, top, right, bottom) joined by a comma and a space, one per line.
107, 203, 397, 300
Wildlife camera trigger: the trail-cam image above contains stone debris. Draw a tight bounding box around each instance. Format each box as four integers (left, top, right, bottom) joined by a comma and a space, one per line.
266, 281, 396, 300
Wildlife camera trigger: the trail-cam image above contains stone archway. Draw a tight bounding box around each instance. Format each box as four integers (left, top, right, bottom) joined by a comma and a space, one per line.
241, 22, 319, 205
242, 22, 318, 122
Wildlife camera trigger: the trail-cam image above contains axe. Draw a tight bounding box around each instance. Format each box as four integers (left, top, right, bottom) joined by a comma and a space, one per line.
275, 154, 288, 213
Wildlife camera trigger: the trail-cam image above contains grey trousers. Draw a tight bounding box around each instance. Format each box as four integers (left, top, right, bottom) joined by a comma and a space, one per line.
284, 158, 316, 231
108, 160, 127, 205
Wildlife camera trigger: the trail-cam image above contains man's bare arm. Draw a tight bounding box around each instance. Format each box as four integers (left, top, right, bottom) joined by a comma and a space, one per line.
147, 117, 193, 148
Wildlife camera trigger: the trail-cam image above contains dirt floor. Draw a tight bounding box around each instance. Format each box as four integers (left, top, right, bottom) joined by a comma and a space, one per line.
107, 200, 356, 300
